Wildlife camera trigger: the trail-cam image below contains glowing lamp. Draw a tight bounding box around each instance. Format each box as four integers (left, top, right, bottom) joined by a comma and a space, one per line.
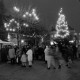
50, 41, 54, 45
21, 40, 24, 43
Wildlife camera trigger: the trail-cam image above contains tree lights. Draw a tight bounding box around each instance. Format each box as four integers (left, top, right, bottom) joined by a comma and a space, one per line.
13, 6, 20, 12
4, 18, 29, 45
4, 19, 20, 32
4, 18, 29, 32
22, 8, 39, 21
13, 6, 39, 22
50, 41, 57, 45
54, 8, 69, 38
23, 23, 29, 27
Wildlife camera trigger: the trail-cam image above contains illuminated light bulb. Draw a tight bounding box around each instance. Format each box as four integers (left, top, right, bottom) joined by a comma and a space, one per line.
10, 19, 14, 23
13, 29, 16, 32
25, 24, 29, 27
10, 28, 12, 31
23, 23, 29, 27
35, 16, 39, 20
4, 23, 7, 28
59, 8, 63, 15
32, 9, 36, 13
69, 40, 74, 43
33, 13, 36, 16
25, 12, 29, 15
22, 11, 29, 18
23, 14, 26, 18
6, 28, 9, 31
15, 21, 17, 23
21, 40, 24, 43
50, 41, 54, 45
13, 6, 20, 12
29, 13, 32, 17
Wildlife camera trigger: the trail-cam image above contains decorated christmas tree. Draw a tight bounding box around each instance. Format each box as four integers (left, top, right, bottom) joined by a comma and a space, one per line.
54, 8, 69, 38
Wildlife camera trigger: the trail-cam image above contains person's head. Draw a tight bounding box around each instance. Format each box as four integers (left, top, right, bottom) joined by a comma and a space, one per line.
23, 51, 25, 54
28, 46, 32, 50
46, 45, 48, 48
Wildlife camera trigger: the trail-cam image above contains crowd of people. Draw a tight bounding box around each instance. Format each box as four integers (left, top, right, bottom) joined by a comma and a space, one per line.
0, 45, 45, 67
0, 42, 80, 70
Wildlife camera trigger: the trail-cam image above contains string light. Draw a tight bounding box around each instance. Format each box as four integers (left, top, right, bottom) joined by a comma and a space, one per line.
54, 8, 69, 38
13, 29, 16, 32
23, 23, 29, 27
13, 6, 20, 12
50, 41, 57, 45
69, 40, 74, 43
4, 19, 20, 32
22, 34, 45, 38
22, 8, 39, 21
21, 39, 24, 43
32, 9, 39, 21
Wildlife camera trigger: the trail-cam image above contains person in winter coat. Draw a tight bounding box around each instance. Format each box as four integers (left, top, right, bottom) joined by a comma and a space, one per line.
26, 47, 33, 67
44, 46, 49, 63
8, 46, 15, 64
16, 47, 22, 64
37, 46, 44, 60
46, 46, 56, 69
62, 45, 73, 68
55, 45, 64, 69
21, 52, 27, 67
77, 45, 80, 58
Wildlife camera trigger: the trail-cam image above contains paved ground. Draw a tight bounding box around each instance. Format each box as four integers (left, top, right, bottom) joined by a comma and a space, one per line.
0, 60, 80, 80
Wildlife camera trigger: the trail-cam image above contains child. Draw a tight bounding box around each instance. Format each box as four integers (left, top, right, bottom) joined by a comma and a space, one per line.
21, 52, 27, 67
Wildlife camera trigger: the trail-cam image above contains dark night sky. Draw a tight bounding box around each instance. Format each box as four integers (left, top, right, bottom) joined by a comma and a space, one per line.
3, 0, 80, 32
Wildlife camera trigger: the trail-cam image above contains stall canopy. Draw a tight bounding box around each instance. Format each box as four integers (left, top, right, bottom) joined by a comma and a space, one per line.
0, 40, 15, 46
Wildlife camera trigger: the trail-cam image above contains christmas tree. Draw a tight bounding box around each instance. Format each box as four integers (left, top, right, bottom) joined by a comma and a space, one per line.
54, 8, 69, 38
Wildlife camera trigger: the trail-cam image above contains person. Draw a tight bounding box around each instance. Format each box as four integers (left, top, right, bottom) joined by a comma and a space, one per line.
44, 46, 49, 64
1, 46, 8, 62
21, 52, 27, 67
26, 47, 33, 67
72, 44, 77, 59
77, 45, 80, 58
46, 46, 56, 69
37, 46, 44, 60
62, 45, 73, 68
55, 45, 64, 69
8, 46, 15, 64
16, 47, 22, 64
